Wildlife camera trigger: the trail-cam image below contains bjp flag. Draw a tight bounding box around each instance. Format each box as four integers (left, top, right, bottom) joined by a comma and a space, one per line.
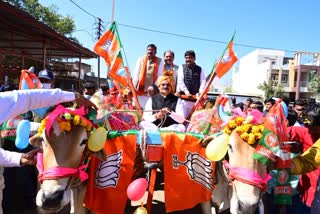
94, 21, 121, 67
215, 33, 238, 78
161, 132, 215, 212
108, 52, 128, 87
84, 131, 137, 214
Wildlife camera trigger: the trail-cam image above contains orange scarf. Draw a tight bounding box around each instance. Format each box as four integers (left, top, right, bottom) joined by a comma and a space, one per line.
137, 56, 159, 94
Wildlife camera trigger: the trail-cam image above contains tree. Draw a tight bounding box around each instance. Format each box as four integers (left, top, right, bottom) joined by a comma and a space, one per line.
257, 80, 274, 98
309, 74, 320, 94
6, 0, 76, 38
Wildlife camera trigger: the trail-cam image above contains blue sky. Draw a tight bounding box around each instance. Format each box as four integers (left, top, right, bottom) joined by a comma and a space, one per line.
39, 0, 320, 86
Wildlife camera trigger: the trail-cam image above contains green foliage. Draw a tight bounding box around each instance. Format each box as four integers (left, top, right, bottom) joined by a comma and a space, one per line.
258, 79, 285, 98
309, 74, 320, 95
257, 80, 274, 98
223, 86, 233, 93
6, 0, 76, 35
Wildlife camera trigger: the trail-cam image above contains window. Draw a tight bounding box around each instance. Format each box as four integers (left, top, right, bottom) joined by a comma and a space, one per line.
271, 74, 278, 81
281, 74, 288, 83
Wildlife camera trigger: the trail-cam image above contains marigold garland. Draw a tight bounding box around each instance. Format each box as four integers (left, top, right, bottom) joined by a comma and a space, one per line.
223, 116, 264, 145
38, 112, 93, 134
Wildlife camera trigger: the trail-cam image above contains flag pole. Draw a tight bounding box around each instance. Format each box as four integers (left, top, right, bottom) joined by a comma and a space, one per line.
185, 32, 236, 121
114, 22, 142, 111
111, 0, 115, 22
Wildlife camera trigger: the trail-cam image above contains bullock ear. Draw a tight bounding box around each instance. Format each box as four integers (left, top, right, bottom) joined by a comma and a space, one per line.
92, 149, 107, 161
29, 133, 42, 147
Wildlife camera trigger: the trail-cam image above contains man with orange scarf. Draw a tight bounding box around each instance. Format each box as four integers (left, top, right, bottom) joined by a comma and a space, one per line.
133, 44, 163, 108
139, 75, 185, 132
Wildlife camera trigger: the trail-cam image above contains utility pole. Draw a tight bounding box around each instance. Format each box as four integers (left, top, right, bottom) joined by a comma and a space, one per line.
96, 17, 103, 88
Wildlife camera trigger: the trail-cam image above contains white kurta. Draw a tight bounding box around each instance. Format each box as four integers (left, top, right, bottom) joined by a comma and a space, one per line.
0, 89, 75, 124
176, 64, 206, 117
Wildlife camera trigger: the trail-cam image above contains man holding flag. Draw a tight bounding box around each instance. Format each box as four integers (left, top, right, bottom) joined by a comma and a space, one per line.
176, 50, 206, 118
185, 34, 238, 120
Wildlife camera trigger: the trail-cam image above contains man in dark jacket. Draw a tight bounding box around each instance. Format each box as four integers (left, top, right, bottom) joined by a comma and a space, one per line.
139, 75, 185, 132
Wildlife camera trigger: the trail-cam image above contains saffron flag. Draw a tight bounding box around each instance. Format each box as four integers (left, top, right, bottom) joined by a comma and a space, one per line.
254, 100, 288, 165
108, 52, 128, 87
161, 132, 215, 212
84, 132, 137, 214
94, 21, 121, 67
215, 34, 238, 78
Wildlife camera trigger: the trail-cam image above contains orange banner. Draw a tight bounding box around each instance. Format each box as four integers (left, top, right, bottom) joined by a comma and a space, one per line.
84, 134, 136, 214
162, 132, 215, 212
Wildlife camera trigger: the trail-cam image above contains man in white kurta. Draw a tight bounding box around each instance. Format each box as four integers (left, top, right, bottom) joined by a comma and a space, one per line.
176, 50, 206, 118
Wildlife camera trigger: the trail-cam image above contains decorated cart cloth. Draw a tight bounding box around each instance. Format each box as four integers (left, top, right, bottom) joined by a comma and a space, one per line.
90, 91, 139, 131
161, 131, 215, 212
84, 131, 137, 214
84, 130, 215, 213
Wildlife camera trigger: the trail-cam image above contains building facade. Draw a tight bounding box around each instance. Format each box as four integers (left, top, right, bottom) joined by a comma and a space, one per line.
232, 49, 320, 100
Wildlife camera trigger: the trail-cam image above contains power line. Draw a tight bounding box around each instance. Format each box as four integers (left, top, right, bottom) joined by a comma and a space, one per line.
67, 0, 97, 20
117, 23, 297, 53
66, 1, 297, 53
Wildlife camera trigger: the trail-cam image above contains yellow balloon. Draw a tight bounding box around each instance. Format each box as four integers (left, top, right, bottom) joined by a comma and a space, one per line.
205, 133, 229, 161
133, 206, 147, 214
88, 127, 106, 152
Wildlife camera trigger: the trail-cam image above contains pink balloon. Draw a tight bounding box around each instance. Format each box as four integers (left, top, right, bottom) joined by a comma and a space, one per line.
127, 178, 148, 201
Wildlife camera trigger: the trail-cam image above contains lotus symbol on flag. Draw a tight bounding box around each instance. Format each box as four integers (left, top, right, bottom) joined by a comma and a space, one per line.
95, 151, 123, 188
172, 152, 214, 191
221, 50, 231, 63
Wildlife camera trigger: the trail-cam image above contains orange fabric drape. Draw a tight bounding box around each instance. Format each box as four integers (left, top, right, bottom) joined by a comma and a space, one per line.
162, 132, 215, 212
84, 134, 137, 214
137, 56, 159, 94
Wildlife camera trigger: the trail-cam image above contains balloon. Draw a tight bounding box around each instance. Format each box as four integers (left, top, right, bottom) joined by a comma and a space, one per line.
88, 127, 106, 152
205, 133, 229, 161
281, 101, 288, 118
134, 206, 148, 214
218, 104, 231, 123
15, 120, 31, 150
127, 178, 148, 201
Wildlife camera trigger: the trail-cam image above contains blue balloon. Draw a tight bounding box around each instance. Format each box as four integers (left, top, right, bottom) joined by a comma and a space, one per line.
218, 104, 231, 123
15, 120, 31, 150
281, 101, 288, 118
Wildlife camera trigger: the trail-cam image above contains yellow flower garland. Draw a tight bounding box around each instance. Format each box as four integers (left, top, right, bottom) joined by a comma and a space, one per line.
38, 112, 93, 135
223, 116, 264, 145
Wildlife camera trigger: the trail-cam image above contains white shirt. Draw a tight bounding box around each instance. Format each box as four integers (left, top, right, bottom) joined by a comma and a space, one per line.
132, 56, 164, 89
158, 64, 179, 90
0, 148, 22, 167
0, 89, 75, 124
176, 64, 206, 95
142, 95, 185, 122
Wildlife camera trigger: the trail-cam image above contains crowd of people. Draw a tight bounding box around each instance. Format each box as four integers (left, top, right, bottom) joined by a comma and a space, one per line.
0, 43, 320, 213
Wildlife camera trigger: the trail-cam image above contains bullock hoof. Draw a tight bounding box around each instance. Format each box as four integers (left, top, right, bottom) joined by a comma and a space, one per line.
42, 190, 64, 211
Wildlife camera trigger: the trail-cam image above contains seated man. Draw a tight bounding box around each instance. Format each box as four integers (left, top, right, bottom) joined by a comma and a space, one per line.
139, 75, 185, 132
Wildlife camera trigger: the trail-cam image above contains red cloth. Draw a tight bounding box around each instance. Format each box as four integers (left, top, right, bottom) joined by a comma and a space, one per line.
287, 126, 319, 206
